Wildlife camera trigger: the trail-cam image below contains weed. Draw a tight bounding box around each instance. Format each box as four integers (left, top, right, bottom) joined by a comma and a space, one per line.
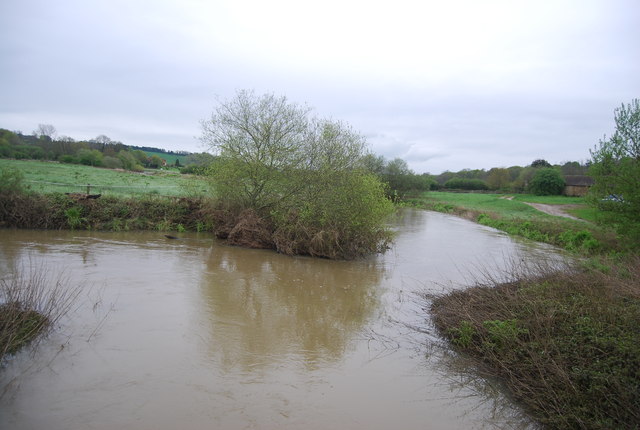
64, 206, 85, 229
482, 319, 528, 350
447, 320, 475, 348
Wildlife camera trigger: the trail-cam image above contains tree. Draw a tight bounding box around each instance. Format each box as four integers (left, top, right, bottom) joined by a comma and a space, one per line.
531, 159, 551, 168
118, 150, 144, 171
512, 166, 536, 192
507, 166, 523, 182
383, 157, 413, 194
360, 153, 385, 176
148, 154, 165, 168
486, 167, 511, 190
34, 124, 57, 141
528, 168, 565, 195
77, 148, 104, 167
132, 150, 150, 167
201, 90, 311, 209
589, 99, 640, 245
560, 161, 587, 176
92, 134, 112, 151
200, 90, 394, 258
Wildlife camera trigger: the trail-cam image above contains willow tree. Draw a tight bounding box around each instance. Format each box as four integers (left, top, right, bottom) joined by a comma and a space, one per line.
200, 90, 394, 259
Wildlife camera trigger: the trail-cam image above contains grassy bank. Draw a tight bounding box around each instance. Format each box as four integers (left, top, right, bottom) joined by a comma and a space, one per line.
427, 257, 640, 428
417, 191, 639, 428
0, 191, 218, 233
408, 191, 619, 254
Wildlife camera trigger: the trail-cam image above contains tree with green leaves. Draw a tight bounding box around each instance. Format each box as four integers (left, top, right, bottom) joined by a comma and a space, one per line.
201, 90, 311, 209
528, 168, 565, 195
486, 167, 511, 190
589, 99, 640, 246
200, 90, 394, 259
531, 159, 551, 168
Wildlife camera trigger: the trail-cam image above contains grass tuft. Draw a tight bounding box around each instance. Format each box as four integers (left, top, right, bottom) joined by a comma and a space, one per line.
1, 264, 81, 362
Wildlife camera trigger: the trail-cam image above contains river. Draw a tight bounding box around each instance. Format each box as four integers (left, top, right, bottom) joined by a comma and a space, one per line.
0, 209, 554, 429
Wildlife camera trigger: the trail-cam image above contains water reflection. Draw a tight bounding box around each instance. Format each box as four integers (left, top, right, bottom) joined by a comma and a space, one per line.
198, 246, 383, 372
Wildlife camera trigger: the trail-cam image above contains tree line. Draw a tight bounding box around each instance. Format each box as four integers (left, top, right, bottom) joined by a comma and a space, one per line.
0, 123, 587, 197
360, 155, 588, 197
2, 95, 637, 251
0, 127, 189, 171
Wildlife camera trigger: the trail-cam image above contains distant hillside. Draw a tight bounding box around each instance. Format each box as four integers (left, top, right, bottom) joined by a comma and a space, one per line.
141, 150, 189, 165
127, 145, 191, 165
127, 145, 190, 156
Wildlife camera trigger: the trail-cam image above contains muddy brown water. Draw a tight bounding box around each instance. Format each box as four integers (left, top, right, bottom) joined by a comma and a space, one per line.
0, 209, 555, 429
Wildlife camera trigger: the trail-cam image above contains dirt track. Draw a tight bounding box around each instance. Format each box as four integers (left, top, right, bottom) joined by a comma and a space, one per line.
523, 202, 583, 220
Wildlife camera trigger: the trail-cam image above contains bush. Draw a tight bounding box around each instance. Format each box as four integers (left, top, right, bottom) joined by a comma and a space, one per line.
59, 154, 79, 164
271, 170, 394, 259
0, 166, 27, 196
528, 168, 565, 195
102, 155, 123, 169
77, 148, 104, 167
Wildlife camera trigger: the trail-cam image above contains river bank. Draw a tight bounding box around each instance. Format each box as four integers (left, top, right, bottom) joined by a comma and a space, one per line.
426, 256, 640, 428
412, 193, 640, 428
407, 192, 620, 254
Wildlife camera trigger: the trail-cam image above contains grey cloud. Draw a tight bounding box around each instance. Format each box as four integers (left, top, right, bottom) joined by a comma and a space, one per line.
1, 0, 638, 174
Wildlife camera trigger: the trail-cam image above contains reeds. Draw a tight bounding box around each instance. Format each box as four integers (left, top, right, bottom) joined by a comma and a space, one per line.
0, 264, 80, 361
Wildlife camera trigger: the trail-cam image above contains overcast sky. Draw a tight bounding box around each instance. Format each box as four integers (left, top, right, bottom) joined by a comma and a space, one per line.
1, 0, 638, 174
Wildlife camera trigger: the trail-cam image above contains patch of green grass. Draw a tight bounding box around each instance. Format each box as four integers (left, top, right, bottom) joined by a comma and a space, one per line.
567, 206, 600, 222
0, 159, 210, 197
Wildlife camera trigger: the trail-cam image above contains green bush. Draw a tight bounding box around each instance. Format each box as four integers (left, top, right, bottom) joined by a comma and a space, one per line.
0, 166, 27, 196
102, 155, 123, 169
528, 168, 565, 195
59, 154, 79, 164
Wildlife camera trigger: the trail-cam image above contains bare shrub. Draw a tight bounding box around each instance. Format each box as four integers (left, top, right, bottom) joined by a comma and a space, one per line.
426, 256, 640, 428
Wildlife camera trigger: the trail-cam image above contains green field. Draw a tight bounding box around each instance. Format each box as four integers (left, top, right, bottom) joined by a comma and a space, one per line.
417, 191, 588, 219
143, 150, 189, 165
0, 159, 210, 197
